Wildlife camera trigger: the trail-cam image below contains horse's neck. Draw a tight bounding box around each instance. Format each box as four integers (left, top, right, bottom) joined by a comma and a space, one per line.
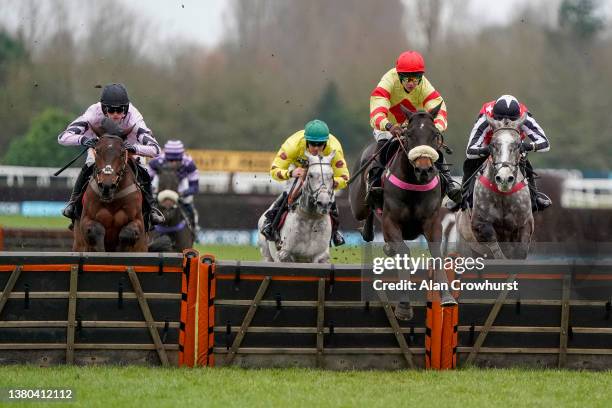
389, 152, 417, 183
119, 165, 138, 189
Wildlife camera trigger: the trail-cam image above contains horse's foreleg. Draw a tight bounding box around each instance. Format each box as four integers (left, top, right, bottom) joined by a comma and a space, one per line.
382, 216, 413, 321
424, 217, 457, 307
119, 221, 144, 252
84, 221, 105, 252
473, 220, 506, 259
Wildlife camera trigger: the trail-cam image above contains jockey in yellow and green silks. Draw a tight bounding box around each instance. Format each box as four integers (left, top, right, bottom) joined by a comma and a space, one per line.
261, 119, 350, 246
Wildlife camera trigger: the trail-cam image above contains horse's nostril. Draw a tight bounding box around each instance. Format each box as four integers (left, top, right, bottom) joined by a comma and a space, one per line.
495, 175, 502, 183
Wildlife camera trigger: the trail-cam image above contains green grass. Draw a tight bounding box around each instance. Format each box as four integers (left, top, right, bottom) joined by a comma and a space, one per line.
0, 215, 366, 263
196, 244, 365, 263
0, 366, 610, 407
0, 214, 71, 229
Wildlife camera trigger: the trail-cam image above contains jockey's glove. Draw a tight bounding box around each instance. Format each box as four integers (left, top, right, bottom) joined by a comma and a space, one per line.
476, 146, 490, 157
386, 123, 403, 139
80, 136, 99, 148
520, 141, 535, 152
123, 142, 137, 153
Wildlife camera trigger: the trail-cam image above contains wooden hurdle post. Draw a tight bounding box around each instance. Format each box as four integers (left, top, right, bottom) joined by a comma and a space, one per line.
425, 260, 458, 369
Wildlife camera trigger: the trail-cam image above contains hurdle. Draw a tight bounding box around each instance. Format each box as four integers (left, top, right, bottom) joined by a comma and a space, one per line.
199, 259, 612, 370
0, 251, 199, 366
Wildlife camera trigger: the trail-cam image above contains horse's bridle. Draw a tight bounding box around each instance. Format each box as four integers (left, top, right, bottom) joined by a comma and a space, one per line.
302, 161, 335, 208
489, 127, 523, 179
93, 136, 128, 195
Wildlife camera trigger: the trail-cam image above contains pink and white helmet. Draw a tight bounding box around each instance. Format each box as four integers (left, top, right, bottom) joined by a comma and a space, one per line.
164, 140, 184, 160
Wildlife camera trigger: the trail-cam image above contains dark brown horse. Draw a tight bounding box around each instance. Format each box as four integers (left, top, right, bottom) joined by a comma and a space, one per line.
73, 121, 147, 252
349, 104, 456, 319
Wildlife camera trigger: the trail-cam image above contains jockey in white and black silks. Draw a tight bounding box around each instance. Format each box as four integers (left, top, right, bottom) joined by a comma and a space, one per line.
368, 50, 462, 210
458, 94, 552, 211
148, 140, 200, 231
57, 83, 165, 226
261, 119, 350, 246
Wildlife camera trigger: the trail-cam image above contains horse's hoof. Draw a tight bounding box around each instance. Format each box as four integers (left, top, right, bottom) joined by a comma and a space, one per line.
394, 302, 414, 321
440, 294, 458, 307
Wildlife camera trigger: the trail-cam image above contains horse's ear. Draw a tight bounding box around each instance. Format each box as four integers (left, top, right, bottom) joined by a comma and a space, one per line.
512, 113, 527, 128
326, 150, 336, 162
121, 124, 136, 140
304, 150, 315, 161
88, 122, 103, 137
428, 102, 443, 119
485, 114, 503, 129
399, 104, 414, 122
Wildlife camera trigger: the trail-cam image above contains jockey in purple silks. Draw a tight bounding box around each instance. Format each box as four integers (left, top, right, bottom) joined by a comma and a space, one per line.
147, 140, 200, 232
58, 83, 165, 227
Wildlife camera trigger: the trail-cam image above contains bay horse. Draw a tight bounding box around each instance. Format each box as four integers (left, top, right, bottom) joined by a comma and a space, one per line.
455, 114, 533, 259
72, 120, 147, 252
258, 151, 335, 263
349, 104, 456, 320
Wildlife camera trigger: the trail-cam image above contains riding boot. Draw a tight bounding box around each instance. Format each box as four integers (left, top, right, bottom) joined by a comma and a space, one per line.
62, 164, 93, 219
435, 152, 462, 204
459, 157, 487, 210
524, 160, 552, 211
261, 192, 287, 241
330, 201, 345, 247
137, 166, 165, 225
365, 139, 389, 210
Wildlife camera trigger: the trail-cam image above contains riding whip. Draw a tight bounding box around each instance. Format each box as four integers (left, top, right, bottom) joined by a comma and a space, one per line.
346, 138, 394, 186
53, 147, 89, 176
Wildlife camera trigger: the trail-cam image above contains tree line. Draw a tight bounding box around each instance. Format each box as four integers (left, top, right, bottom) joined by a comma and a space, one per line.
0, 0, 609, 173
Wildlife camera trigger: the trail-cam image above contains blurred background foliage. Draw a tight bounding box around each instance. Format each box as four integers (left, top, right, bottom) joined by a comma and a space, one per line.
0, 0, 610, 172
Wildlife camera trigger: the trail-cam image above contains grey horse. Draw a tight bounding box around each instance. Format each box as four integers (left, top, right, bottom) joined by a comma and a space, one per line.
456, 114, 534, 259
258, 151, 336, 263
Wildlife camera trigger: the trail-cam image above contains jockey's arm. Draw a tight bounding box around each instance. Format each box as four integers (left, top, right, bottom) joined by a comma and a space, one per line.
182, 160, 200, 197
521, 113, 550, 152
270, 136, 299, 182
328, 137, 350, 190
465, 114, 490, 159
421, 78, 448, 132
132, 124, 161, 158
57, 106, 97, 146
370, 75, 393, 131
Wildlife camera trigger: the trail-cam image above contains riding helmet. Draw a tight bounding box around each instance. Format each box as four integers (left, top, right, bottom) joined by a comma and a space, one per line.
100, 83, 130, 114
304, 119, 329, 143
396, 50, 425, 74
164, 140, 185, 160
492, 95, 521, 120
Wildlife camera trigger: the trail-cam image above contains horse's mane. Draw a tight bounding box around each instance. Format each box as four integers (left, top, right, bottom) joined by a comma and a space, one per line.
99, 118, 125, 139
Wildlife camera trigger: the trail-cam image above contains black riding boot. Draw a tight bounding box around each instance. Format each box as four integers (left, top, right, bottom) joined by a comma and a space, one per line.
457, 157, 487, 210
524, 160, 552, 211
366, 139, 389, 210
62, 164, 93, 219
261, 192, 287, 241
436, 152, 462, 204
330, 201, 345, 247
137, 165, 165, 225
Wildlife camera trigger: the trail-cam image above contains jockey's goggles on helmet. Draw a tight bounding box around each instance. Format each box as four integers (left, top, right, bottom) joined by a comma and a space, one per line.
102, 104, 128, 115
398, 73, 423, 84
306, 141, 326, 147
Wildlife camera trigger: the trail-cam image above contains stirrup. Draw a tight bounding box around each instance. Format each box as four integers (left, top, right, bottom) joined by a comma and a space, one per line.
62, 203, 76, 219
150, 208, 165, 225
332, 231, 345, 247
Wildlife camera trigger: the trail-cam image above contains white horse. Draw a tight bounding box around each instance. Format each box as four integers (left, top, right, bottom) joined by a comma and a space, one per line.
258, 151, 336, 263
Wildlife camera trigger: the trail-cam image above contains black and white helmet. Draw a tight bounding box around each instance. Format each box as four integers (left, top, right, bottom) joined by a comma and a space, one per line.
492, 95, 520, 120
100, 83, 130, 115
